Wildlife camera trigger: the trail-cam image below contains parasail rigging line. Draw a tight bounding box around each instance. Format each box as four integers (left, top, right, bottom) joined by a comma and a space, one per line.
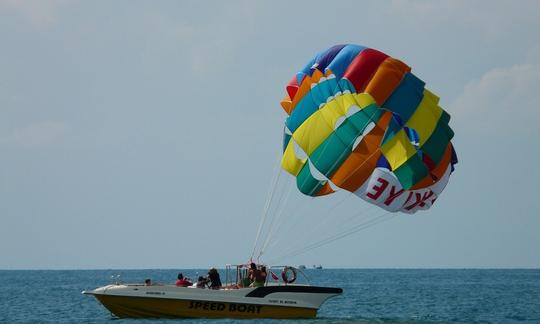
269, 211, 397, 264
263, 104, 386, 260
250, 150, 283, 260
257, 174, 295, 261
258, 97, 387, 262
258, 74, 397, 262
255, 104, 339, 259
261, 192, 314, 255
269, 202, 381, 262
262, 176, 301, 246
266, 191, 353, 257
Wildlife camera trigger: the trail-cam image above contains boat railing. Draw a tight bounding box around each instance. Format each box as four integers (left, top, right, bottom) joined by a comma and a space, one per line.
268, 265, 311, 286
110, 274, 122, 285
224, 264, 310, 288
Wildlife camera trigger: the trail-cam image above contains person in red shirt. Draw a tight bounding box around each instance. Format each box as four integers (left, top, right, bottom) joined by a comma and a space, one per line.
175, 273, 192, 287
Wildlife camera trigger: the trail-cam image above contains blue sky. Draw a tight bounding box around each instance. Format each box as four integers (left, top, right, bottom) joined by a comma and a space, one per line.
1, 0, 539, 269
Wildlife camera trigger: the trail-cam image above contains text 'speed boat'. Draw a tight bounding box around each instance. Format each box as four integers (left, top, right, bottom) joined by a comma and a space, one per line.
83, 265, 342, 319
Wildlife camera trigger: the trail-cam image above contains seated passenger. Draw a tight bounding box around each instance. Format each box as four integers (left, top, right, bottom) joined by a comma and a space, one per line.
248, 263, 265, 287
175, 273, 192, 287
239, 276, 251, 288
144, 278, 152, 286
207, 268, 222, 289
196, 276, 208, 288
260, 266, 268, 283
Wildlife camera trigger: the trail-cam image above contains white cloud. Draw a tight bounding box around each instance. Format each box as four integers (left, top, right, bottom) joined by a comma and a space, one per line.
450, 62, 540, 135
2, 121, 67, 147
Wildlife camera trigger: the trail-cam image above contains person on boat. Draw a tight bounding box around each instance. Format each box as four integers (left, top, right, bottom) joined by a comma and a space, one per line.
248, 262, 266, 287
144, 278, 152, 286
260, 266, 268, 282
196, 276, 207, 288
175, 273, 192, 287
238, 274, 251, 288
207, 268, 222, 289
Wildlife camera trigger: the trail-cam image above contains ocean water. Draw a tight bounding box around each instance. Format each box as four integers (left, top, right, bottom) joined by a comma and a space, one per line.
1, 269, 539, 323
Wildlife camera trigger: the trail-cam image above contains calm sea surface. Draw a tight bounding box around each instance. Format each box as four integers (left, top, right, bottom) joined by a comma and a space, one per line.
1, 269, 539, 323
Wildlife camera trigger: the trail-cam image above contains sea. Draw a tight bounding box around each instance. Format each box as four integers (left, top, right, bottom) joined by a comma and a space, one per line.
1, 269, 539, 323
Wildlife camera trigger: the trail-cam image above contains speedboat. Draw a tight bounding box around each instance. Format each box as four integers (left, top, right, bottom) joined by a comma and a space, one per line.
83, 265, 342, 319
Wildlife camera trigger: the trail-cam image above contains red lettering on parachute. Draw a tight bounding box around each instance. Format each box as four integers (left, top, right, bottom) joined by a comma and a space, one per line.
384, 186, 404, 206
404, 192, 413, 204
404, 190, 435, 210
366, 178, 389, 200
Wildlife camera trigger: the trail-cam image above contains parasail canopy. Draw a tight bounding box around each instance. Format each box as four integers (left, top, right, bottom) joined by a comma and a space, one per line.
279, 44, 457, 214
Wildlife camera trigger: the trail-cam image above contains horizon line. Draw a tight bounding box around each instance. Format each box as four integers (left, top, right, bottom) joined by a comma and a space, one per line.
1, 267, 539, 271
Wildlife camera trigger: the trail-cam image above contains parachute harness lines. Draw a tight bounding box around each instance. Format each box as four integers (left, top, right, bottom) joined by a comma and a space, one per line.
254, 118, 389, 263
251, 151, 283, 261
254, 104, 382, 262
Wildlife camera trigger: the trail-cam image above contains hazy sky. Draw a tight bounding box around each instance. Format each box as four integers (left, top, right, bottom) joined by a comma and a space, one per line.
1, 0, 539, 269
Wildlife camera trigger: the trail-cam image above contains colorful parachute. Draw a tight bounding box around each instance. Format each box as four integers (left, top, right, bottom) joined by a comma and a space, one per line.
280, 44, 457, 214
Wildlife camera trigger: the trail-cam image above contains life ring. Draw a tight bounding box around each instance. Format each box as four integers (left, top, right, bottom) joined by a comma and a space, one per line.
281, 266, 297, 284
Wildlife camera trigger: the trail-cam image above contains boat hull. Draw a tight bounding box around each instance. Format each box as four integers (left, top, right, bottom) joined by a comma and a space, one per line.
94, 294, 317, 319
84, 284, 342, 319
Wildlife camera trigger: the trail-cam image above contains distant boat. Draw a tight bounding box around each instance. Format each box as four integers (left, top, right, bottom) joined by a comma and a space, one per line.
298, 265, 307, 270
313, 265, 323, 269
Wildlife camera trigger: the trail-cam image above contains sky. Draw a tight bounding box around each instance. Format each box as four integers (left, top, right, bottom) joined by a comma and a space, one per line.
1, 0, 539, 269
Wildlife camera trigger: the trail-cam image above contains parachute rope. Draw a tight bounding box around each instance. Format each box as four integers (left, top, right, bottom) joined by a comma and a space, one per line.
269, 205, 381, 262
256, 174, 292, 260
268, 211, 397, 264
251, 151, 283, 260
262, 194, 314, 255
258, 177, 295, 260
263, 140, 386, 261
268, 191, 352, 255
257, 107, 387, 263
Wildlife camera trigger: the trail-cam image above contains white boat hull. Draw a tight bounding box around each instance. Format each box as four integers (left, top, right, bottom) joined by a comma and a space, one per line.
83, 284, 342, 319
